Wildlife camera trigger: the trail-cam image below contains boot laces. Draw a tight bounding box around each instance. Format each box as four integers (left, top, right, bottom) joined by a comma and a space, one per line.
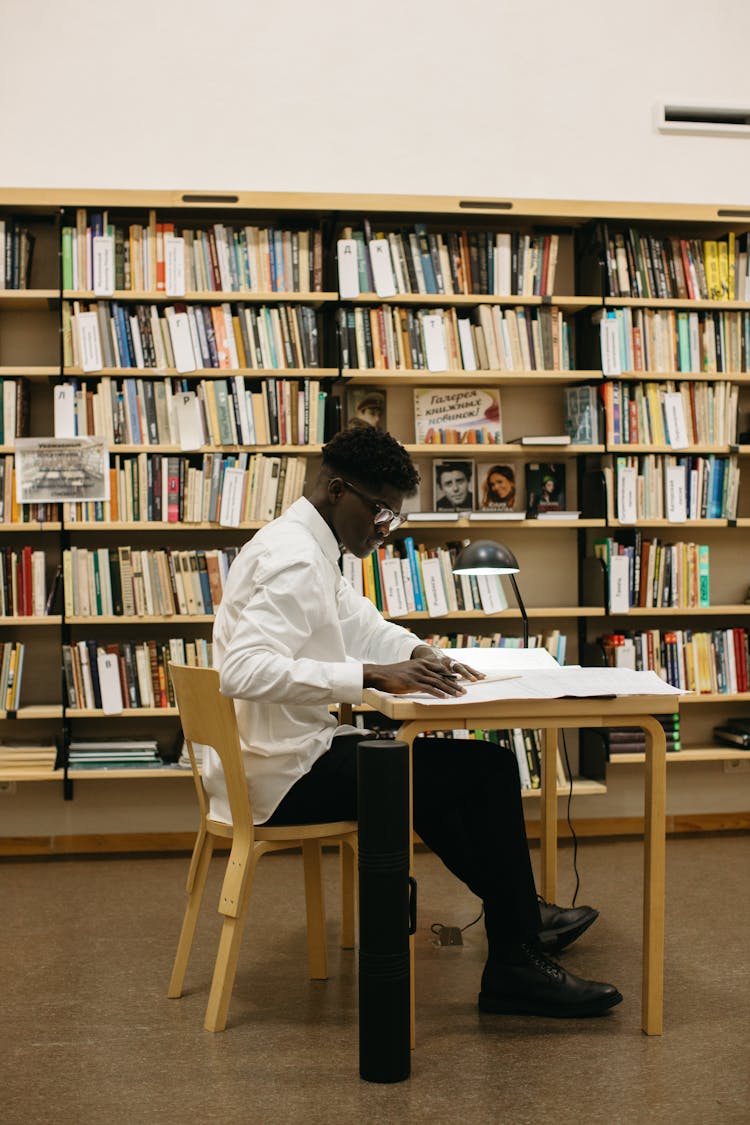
521, 943, 564, 980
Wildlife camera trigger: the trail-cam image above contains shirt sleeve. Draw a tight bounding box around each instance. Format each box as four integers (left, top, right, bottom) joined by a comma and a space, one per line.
218, 553, 364, 705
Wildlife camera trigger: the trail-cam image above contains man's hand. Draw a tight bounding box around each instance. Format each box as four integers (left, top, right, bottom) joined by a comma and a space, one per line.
409, 644, 485, 684
363, 656, 468, 697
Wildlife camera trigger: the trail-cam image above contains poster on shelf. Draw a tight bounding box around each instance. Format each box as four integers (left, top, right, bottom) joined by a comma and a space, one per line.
14, 437, 110, 503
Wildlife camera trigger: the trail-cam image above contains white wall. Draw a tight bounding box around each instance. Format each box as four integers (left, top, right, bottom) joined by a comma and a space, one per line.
3, 0, 750, 203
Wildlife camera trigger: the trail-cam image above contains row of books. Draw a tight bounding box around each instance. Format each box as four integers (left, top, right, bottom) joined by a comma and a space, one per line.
600, 226, 750, 301
62, 210, 325, 294
0, 379, 30, 445
338, 225, 560, 298
597, 308, 750, 375
63, 637, 211, 712
66, 739, 163, 770
0, 642, 25, 712
0, 456, 60, 524
0, 220, 34, 290
62, 300, 322, 373
410, 726, 563, 790
579, 718, 681, 781
613, 454, 739, 521
63, 453, 306, 526
600, 380, 739, 447
343, 539, 508, 618
62, 546, 238, 618
0, 547, 49, 617
60, 374, 329, 447
422, 631, 568, 666
593, 536, 710, 610
337, 303, 572, 372
597, 627, 749, 695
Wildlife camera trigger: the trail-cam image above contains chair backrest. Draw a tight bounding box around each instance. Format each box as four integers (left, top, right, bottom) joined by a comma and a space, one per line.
169, 663, 253, 835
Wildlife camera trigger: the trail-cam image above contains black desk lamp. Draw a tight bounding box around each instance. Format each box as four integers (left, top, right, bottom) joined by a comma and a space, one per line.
453, 540, 529, 647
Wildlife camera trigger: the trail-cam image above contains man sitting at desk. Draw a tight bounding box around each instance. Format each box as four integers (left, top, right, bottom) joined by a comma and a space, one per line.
206, 426, 621, 1019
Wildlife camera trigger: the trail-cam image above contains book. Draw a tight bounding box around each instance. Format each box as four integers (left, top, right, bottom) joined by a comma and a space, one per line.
433, 459, 475, 511
509, 434, 571, 446
476, 462, 520, 512
413, 387, 502, 444
525, 462, 566, 516
345, 386, 386, 432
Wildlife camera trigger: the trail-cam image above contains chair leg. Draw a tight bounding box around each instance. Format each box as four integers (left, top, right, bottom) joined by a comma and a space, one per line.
204, 850, 258, 1033
339, 839, 357, 950
302, 839, 328, 979
168, 831, 215, 999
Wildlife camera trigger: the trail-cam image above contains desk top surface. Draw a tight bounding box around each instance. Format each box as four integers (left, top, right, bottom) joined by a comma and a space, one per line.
363, 690, 681, 722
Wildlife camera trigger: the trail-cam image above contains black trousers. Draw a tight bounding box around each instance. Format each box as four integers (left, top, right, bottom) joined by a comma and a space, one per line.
265, 733, 542, 950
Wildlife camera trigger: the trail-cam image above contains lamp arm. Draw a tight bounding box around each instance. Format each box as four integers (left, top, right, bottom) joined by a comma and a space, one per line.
508, 573, 529, 649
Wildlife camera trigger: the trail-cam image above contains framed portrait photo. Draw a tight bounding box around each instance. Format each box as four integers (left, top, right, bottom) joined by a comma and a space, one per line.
432, 459, 475, 512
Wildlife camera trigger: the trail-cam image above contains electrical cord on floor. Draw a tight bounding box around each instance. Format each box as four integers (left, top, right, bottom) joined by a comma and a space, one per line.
560, 728, 580, 907
430, 906, 484, 946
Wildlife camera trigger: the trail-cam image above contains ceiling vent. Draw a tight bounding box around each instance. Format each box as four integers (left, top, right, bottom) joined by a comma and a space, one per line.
656, 104, 750, 137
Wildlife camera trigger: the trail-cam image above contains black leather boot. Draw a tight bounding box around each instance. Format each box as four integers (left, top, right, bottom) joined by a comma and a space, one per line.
537, 895, 599, 954
479, 943, 622, 1018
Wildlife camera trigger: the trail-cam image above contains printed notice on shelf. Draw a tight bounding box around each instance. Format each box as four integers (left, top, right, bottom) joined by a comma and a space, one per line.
617, 465, 637, 523
167, 311, 197, 373
15, 437, 110, 503
665, 464, 687, 522
92, 235, 115, 296
219, 467, 245, 526
165, 236, 186, 296
422, 315, 449, 371
608, 553, 630, 612
77, 311, 103, 372
97, 652, 124, 714
599, 318, 621, 376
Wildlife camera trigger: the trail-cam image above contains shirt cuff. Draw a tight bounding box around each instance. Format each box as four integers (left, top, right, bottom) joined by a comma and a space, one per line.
331, 660, 365, 704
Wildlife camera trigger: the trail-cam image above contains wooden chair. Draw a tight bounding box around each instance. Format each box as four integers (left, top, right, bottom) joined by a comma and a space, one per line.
167, 663, 358, 1032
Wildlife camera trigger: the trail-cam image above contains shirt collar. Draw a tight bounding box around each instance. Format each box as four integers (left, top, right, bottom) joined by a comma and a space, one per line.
289, 496, 341, 563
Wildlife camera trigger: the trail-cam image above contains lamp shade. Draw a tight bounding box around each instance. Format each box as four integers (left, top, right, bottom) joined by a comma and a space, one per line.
453, 539, 520, 575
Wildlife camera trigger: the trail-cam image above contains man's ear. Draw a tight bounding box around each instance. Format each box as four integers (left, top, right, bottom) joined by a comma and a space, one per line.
327, 476, 345, 503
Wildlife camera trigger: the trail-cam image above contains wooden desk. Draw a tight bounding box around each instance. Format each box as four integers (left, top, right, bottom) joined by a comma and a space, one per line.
363, 689, 679, 1037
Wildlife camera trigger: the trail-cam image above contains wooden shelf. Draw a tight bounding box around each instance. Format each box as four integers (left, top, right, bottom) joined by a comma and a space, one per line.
521, 779, 607, 797
0, 769, 61, 782
346, 293, 601, 313
69, 707, 179, 717
0, 291, 58, 309
342, 370, 601, 386
605, 443, 739, 454
0, 367, 59, 381
0, 616, 62, 626
66, 614, 214, 625
384, 607, 604, 621
64, 290, 339, 306
63, 367, 338, 379
0, 522, 62, 532
0, 706, 63, 720
65, 767, 192, 780
405, 443, 603, 457
610, 747, 750, 765
64, 521, 264, 531
606, 605, 750, 617
680, 693, 750, 704
610, 519, 732, 528
96, 443, 323, 455
605, 296, 750, 311
403, 517, 605, 530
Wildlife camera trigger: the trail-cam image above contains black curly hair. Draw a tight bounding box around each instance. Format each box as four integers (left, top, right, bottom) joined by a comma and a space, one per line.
322, 427, 420, 495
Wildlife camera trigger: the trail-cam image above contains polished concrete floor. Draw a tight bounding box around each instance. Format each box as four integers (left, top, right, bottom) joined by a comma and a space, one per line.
3, 834, 749, 1125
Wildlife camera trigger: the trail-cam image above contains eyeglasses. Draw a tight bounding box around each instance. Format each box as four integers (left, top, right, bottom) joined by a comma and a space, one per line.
341, 480, 406, 532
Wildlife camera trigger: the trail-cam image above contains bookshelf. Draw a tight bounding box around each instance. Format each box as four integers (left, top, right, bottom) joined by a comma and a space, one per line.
0, 188, 747, 854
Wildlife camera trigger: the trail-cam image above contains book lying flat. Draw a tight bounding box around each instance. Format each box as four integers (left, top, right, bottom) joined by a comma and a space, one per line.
468, 511, 525, 521
536, 510, 581, 520
509, 435, 572, 445
404, 511, 460, 521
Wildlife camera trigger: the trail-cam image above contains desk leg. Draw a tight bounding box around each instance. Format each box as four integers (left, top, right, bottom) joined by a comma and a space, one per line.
642, 715, 667, 1036
540, 727, 558, 903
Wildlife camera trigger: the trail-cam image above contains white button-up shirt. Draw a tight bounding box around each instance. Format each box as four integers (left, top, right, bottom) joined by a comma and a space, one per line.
205, 496, 418, 824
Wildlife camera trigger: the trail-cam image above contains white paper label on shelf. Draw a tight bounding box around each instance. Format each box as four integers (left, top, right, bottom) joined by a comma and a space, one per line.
219, 467, 245, 526
97, 652, 124, 714
600, 318, 621, 376
617, 465, 637, 523
368, 240, 397, 298
165, 236, 186, 296
77, 311, 104, 372
663, 392, 690, 449
421, 557, 449, 616
337, 239, 359, 298
173, 391, 204, 450
54, 384, 76, 438
422, 314, 449, 371
92, 235, 115, 296
608, 553, 630, 612
168, 311, 197, 373
665, 464, 687, 522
